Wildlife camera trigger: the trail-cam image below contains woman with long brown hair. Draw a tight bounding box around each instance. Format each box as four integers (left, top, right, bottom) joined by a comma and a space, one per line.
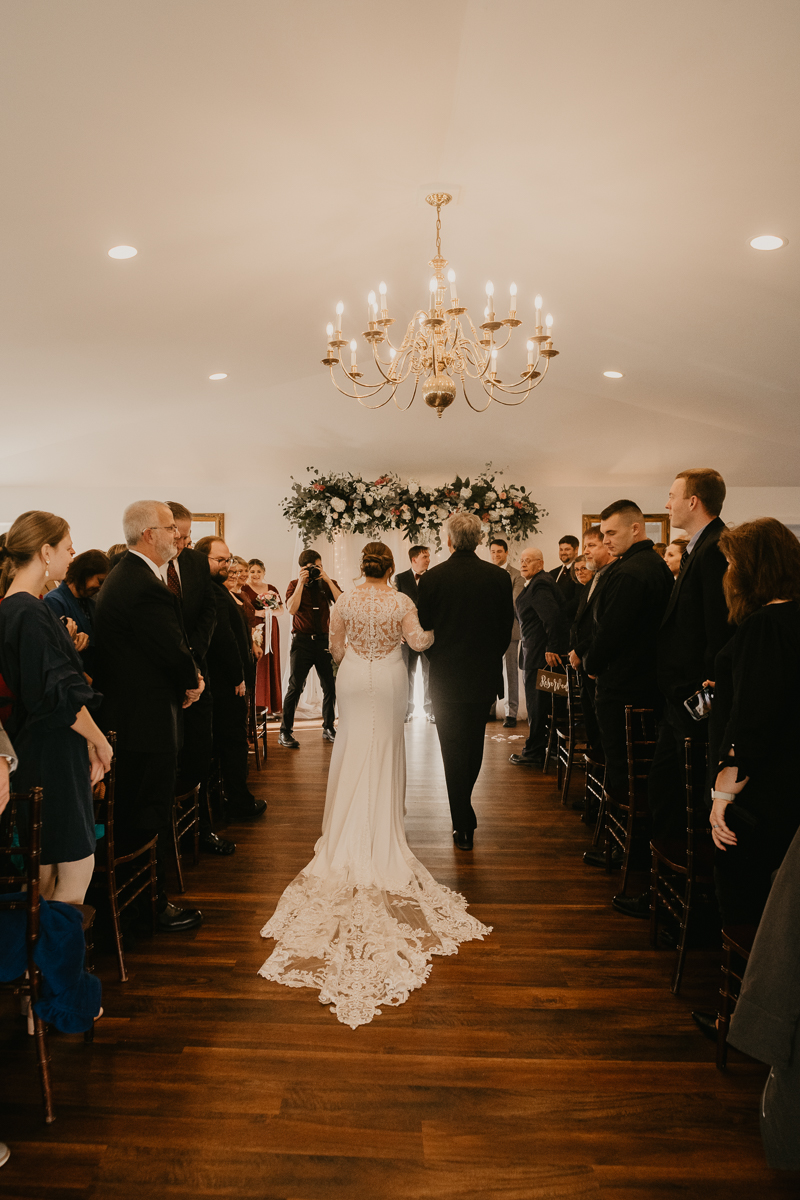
706, 518, 800, 925
0, 511, 112, 903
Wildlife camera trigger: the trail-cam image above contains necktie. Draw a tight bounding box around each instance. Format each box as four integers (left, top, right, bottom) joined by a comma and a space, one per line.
167, 560, 182, 598
587, 573, 599, 599
679, 549, 690, 573
414, 573, 421, 582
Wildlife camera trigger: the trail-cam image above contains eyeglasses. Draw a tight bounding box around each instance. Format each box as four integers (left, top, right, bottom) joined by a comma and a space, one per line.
210, 555, 232, 564
147, 524, 178, 533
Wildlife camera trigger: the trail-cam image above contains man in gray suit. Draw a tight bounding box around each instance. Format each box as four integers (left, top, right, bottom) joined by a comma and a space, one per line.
489, 538, 525, 727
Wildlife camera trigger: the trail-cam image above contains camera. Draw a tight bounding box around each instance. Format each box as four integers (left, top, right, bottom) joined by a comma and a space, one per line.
684, 684, 713, 721
306, 564, 321, 583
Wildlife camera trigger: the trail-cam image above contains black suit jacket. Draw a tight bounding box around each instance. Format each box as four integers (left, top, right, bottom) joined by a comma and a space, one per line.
569, 566, 613, 659
177, 548, 217, 667
583, 540, 673, 700
657, 516, 733, 704
417, 549, 514, 706
395, 568, 422, 606
94, 552, 199, 754
516, 571, 569, 671
207, 577, 255, 696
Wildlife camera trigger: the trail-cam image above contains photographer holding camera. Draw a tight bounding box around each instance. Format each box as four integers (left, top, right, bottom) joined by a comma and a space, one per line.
279, 550, 342, 749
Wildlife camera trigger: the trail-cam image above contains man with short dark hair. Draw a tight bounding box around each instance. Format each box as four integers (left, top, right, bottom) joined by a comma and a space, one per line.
195, 536, 266, 821
489, 537, 524, 726
395, 546, 433, 722
509, 547, 569, 768
582, 500, 673, 869
614, 469, 733, 918
279, 551, 342, 748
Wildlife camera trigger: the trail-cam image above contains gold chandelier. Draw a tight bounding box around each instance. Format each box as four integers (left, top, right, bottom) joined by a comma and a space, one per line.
322, 193, 559, 418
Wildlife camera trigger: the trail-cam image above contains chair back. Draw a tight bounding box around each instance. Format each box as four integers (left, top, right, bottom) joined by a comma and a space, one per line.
92, 732, 117, 858
624, 707, 658, 806
0, 787, 43, 915
565, 665, 584, 728
684, 736, 712, 856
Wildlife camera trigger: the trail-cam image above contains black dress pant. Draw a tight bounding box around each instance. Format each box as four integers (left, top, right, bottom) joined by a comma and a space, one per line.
647, 700, 709, 840
522, 662, 548, 760
212, 690, 252, 809
176, 690, 214, 835
113, 747, 177, 905
594, 690, 661, 798
579, 669, 603, 760
431, 700, 487, 832
281, 633, 337, 732
713, 821, 790, 926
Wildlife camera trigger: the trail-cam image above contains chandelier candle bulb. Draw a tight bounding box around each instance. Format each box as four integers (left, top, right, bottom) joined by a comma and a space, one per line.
350, 339, 358, 368
535, 295, 542, 329
379, 281, 388, 315
509, 283, 517, 315
527, 339, 535, 365
448, 269, 457, 301
336, 302, 344, 336
545, 313, 553, 335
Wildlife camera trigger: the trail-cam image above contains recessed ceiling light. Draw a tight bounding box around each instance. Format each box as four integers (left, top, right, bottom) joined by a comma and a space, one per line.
209, 373, 228, 380
603, 370, 624, 379
108, 245, 137, 259
749, 234, 787, 251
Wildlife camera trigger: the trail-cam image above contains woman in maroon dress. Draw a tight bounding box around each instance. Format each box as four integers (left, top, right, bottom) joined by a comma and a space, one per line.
244, 559, 283, 716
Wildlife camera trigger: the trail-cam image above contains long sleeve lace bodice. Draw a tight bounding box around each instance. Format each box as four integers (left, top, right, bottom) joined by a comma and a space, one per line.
329, 586, 433, 664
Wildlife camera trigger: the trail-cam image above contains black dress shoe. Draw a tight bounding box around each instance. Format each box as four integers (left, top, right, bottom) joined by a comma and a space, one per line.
200, 832, 236, 855
612, 891, 651, 918
503, 717, 517, 728
453, 829, 474, 851
509, 753, 544, 767
322, 727, 336, 742
157, 902, 203, 932
691, 1011, 718, 1041
228, 797, 267, 820
278, 731, 299, 748
583, 847, 622, 869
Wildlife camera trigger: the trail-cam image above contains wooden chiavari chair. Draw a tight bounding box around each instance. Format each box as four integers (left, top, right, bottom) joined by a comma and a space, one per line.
556, 666, 588, 806
170, 785, 200, 893
600, 706, 657, 896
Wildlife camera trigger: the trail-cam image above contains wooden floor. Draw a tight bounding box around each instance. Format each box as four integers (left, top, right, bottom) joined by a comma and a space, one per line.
3, 721, 798, 1199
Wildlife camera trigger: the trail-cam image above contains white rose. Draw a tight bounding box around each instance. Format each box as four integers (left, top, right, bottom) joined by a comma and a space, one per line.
486, 490, 497, 502
437, 507, 449, 519
408, 480, 420, 495
489, 511, 501, 522
356, 482, 366, 494
460, 487, 472, 499
331, 497, 346, 512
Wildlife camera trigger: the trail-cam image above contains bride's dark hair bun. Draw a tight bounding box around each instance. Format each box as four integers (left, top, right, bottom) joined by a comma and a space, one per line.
361, 541, 394, 579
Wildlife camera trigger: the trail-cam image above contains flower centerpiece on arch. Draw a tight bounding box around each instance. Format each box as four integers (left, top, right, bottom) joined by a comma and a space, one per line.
281, 465, 545, 548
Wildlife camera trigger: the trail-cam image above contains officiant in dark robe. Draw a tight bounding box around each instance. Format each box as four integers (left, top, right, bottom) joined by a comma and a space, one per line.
417, 513, 514, 851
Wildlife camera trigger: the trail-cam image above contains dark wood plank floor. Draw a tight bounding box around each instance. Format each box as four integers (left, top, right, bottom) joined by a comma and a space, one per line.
3, 722, 798, 1199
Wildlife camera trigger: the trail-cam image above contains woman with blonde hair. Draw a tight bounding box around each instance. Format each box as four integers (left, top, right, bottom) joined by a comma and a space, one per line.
259, 541, 490, 1028
0, 511, 112, 903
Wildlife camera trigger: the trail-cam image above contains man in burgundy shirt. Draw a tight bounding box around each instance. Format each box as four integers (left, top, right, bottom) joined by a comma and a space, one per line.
279, 550, 342, 748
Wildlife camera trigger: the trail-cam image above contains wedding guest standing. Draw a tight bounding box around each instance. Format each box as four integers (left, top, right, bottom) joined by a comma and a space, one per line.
568, 526, 615, 764
94, 501, 204, 931
418, 512, 514, 850
663, 537, 689, 578
42, 548, 109, 679
395, 546, 434, 722
0, 718, 16, 815
279, 550, 341, 749
508, 548, 568, 768
165, 502, 233, 857
488, 538, 524, 727
582, 500, 673, 869
194, 537, 266, 820
245, 560, 283, 717
0, 511, 112, 903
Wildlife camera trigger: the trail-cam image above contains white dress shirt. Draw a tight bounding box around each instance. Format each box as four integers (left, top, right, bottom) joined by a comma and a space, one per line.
129, 549, 168, 584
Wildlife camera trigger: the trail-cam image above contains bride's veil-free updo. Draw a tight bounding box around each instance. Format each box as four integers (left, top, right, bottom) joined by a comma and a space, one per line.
360, 541, 395, 579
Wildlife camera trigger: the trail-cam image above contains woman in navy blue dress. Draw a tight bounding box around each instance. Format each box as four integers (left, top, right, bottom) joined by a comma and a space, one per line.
0, 511, 112, 904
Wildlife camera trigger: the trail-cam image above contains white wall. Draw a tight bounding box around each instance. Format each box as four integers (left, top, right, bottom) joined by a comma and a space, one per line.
3, 481, 800, 580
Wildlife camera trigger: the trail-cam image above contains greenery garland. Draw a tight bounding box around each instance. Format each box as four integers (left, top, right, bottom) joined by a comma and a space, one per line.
281, 464, 546, 548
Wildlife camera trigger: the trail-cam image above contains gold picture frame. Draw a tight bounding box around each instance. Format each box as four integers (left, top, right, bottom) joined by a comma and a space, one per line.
582, 513, 670, 544
191, 512, 225, 541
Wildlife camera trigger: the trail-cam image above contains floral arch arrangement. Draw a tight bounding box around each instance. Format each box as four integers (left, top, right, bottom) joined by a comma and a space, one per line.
281, 464, 545, 547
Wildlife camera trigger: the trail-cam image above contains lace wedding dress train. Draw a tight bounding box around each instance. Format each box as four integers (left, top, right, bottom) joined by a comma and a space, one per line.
259, 585, 491, 1029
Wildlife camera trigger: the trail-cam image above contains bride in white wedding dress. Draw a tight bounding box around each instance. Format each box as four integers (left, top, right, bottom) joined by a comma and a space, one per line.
259, 541, 491, 1029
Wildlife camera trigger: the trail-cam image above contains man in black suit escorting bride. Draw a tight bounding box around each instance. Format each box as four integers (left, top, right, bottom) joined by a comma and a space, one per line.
417, 512, 514, 851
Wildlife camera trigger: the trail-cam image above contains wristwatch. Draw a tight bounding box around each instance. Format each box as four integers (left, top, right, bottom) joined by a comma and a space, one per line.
711, 789, 736, 802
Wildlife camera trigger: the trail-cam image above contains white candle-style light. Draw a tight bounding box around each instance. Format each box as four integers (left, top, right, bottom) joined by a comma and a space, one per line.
429, 277, 437, 313
336, 301, 344, 336
379, 281, 387, 314
545, 313, 554, 336
534, 294, 542, 328
527, 338, 535, 365
350, 338, 358, 368
368, 291, 376, 323
485, 281, 494, 318
448, 268, 457, 301
326, 322, 334, 339
509, 282, 517, 314
491, 347, 498, 374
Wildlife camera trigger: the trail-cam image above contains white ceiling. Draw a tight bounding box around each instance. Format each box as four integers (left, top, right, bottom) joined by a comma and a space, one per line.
1, 0, 798, 490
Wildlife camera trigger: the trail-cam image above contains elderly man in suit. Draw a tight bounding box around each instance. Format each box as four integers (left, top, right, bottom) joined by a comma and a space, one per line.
417, 513, 514, 851
94, 500, 205, 932
489, 537, 525, 727
395, 545, 433, 722
614, 469, 733, 918
509, 547, 569, 768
